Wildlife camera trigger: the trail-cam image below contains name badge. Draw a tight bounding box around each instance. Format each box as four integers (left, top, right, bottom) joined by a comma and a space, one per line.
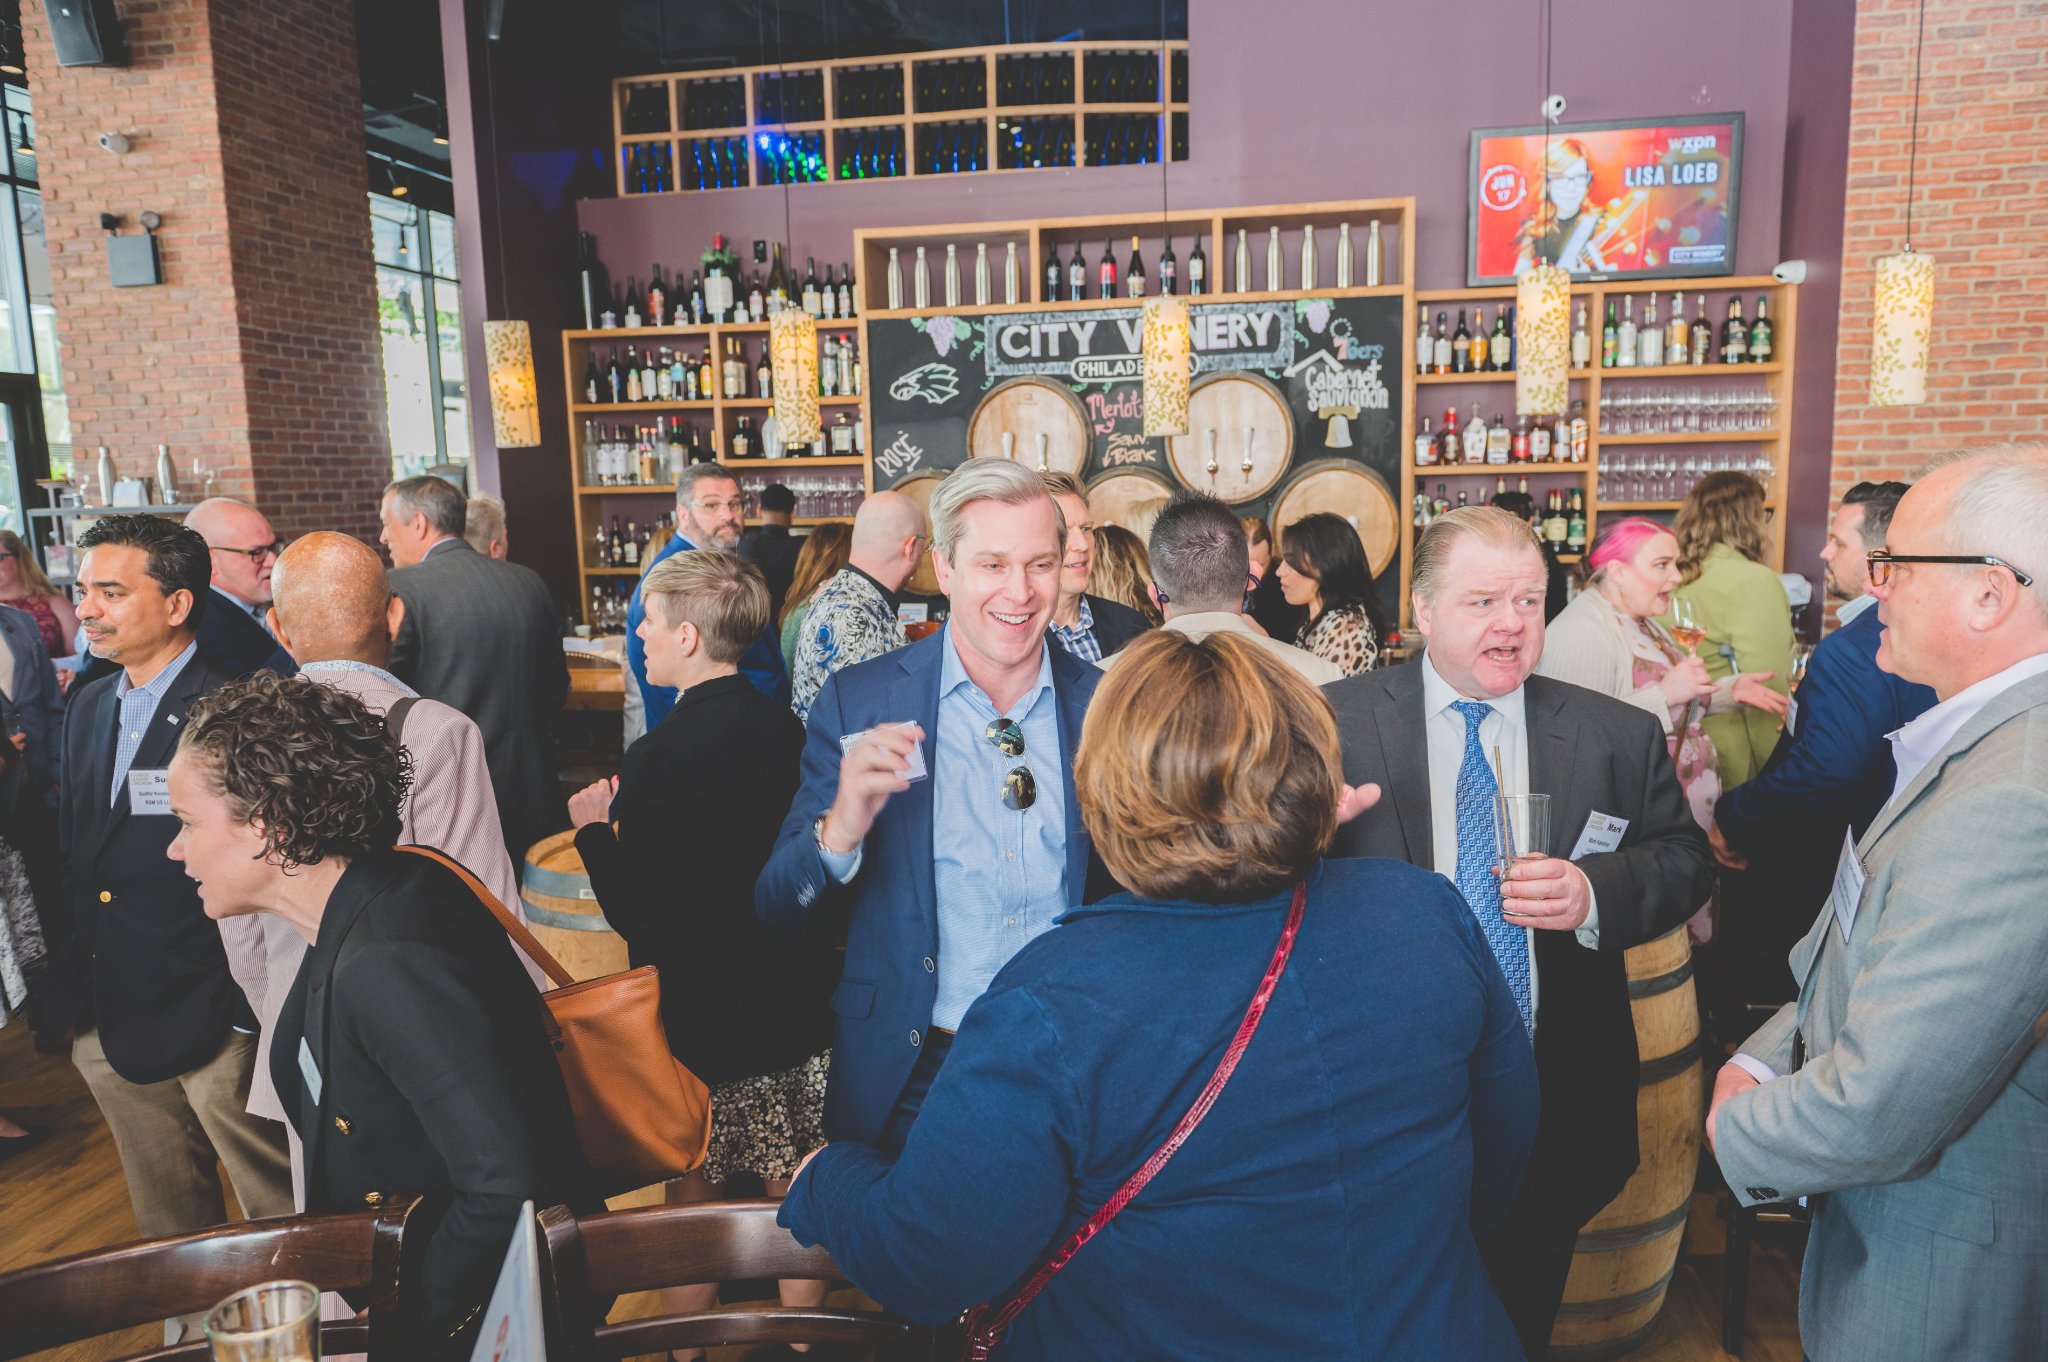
126, 768, 172, 815
841, 723, 927, 782
1830, 831, 1867, 940
298, 1036, 324, 1104
896, 602, 929, 625
1570, 811, 1630, 859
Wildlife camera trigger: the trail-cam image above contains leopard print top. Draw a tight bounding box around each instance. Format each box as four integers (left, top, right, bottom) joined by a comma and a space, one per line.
1297, 603, 1379, 676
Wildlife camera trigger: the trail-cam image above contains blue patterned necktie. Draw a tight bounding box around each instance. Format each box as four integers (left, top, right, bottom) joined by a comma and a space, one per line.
1451, 699, 1534, 1034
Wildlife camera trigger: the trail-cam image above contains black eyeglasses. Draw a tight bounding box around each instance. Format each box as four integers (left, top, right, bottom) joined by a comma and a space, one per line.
211, 541, 284, 566
1867, 549, 2035, 589
984, 717, 1036, 811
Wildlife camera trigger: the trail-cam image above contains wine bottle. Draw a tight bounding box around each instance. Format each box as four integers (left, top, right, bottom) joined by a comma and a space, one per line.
1415, 305, 1432, 375
1720, 297, 1749, 363
605, 348, 623, 404
647, 265, 667, 328
1432, 312, 1452, 375
1616, 295, 1638, 368
1748, 296, 1773, 363
1570, 303, 1591, 370
1489, 308, 1512, 372
1690, 295, 1712, 366
1068, 241, 1087, 302
1601, 300, 1618, 368
747, 269, 764, 322
1127, 237, 1146, 298
1098, 239, 1118, 299
1044, 240, 1062, 302
1666, 291, 1688, 365
1187, 236, 1206, 296
1638, 293, 1662, 368
840, 263, 856, 317
1159, 237, 1178, 295
1335, 223, 1353, 289
802, 257, 822, 317
1452, 309, 1472, 374
821, 263, 839, 319
576, 232, 609, 329
1566, 490, 1587, 551
637, 346, 656, 400
583, 351, 601, 403
756, 346, 772, 400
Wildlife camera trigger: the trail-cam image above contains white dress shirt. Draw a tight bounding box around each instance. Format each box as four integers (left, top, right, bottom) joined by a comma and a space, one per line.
1420, 655, 1602, 1026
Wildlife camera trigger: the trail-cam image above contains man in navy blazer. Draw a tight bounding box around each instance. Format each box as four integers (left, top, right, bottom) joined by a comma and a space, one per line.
1712, 482, 1935, 1002
758, 460, 1107, 1151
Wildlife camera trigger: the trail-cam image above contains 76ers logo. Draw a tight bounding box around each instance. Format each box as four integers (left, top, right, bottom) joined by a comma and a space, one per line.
1480, 165, 1528, 212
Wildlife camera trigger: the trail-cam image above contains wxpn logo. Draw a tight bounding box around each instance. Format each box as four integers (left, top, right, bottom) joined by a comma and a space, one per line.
1480, 165, 1527, 212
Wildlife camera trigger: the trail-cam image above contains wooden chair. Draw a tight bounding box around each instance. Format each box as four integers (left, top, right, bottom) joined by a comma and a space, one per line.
0, 1197, 417, 1362
539, 1199, 940, 1360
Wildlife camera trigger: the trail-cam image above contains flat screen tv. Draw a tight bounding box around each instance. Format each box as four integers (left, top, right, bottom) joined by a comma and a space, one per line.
1467, 113, 1744, 287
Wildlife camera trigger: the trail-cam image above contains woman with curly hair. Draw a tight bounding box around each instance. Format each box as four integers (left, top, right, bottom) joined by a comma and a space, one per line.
167, 673, 594, 1354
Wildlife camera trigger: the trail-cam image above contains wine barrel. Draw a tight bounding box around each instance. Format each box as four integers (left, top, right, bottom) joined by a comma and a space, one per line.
1268, 459, 1400, 576
890, 468, 947, 598
966, 378, 1090, 474
1165, 372, 1294, 504
1548, 927, 1704, 1360
521, 831, 630, 983
1085, 466, 1176, 531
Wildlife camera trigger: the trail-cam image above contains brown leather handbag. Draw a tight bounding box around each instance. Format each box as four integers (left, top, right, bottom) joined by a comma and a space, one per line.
397, 845, 712, 1196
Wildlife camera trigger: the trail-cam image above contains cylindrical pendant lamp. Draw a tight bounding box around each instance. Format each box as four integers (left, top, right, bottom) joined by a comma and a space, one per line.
1142, 295, 1192, 438
1515, 263, 1571, 418
1869, 247, 1935, 408
481, 320, 541, 448
770, 307, 823, 445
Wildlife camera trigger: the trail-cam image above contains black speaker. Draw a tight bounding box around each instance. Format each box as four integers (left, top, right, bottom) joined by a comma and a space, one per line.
42, 0, 128, 67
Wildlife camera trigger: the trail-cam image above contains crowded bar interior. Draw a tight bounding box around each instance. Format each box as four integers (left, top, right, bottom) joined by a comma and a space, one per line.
0, 0, 2044, 1359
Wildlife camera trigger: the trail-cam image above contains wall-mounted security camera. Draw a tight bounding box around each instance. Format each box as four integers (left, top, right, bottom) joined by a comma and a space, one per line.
1772, 259, 1808, 284
1542, 94, 1568, 123
98, 132, 131, 154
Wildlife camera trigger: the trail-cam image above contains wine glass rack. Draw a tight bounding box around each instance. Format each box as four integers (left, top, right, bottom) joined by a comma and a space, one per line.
613, 40, 1190, 196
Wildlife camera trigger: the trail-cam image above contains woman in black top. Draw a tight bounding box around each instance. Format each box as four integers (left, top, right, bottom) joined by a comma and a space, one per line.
166, 673, 592, 1354
1276, 512, 1390, 676
569, 550, 836, 1362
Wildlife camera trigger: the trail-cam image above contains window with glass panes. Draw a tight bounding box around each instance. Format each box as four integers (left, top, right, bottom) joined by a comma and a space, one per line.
372, 194, 468, 480
0, 84, 68, 542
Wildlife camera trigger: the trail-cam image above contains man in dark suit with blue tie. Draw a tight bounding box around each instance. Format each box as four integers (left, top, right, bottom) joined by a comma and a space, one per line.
1711, 482, 1936, 1004
184, 498, 297, 678
758, 460, 1107, 1153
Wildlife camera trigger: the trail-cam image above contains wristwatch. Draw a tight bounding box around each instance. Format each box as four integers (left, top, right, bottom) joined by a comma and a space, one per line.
814, 814, 855, 858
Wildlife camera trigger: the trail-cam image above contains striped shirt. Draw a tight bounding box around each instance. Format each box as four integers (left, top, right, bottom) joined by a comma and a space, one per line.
1046, 595, 1103, 663
110, 640, 198, 805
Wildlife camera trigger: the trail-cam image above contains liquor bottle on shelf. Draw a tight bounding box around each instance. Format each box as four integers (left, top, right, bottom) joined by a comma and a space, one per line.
840, 263, 856, 317
820, 264, 839, 319
666, 418, 686, 476
731, 416, 753, 457
1543, 491, 1569, 546
1414, 492, 1432, 530
1438, 407, 1460, 465
1159, 237, 1177, 295
594, 519, 611, 567
1571, 302, 1591, 370
1511, 417, 1531, 463
1638, 293, 1662, 368
830, 410, 856, 453
1456, 489, 1471, 510
1616, 295, 1638, 368
1569, 399, 1590, 463
1234, 228, 1251, 294
836, 333, 857, 396
1098, 239, 1118, 299
913, 246, 931, 309
638, 347, 657, 400
1463, 403, 1487, 465
1335, 222, 1353, 289
1551, 411, 1570, 460
1265, 226, 1283, 292
1044, 240, 1062, 302
1187, 236, 1206, 296
1489, 308, 1513, 372
1566, 489, 1587, 552
605, 348, 623, 403
1601, 300, 1618, 368
1414, 415, 1436, 467
698, 349, 714, 400
802, 258, 822, 317
609, 515, 626, 564
689, 270, 705, 324
1127, 237, 1146, 297
1720, 297, 1749, 363
1433, 480, 1452, 517
622, 287, 641, 329
1415, 306, 1432, 375
1690, 295, 1713, 366
1530, 415, 1552, 462
1068, 241, 1087, 302
1486, 411, 1511, 466
1003, 242, 1020, 304
583, 350, 601, 403
747, 270, 764, 322
886, 247, 903, 309
1452, 309, 1472, 374
1299, 224, 1317, 291
724, 338, 747, 398
1749, 296, 1773, 363
576, 233, 609, 330
1666, 292, 1688, 365
654, 348, 673, 401
944, 243, 961, 308
756, 346, 772, 400
1432, 313, 1452, 375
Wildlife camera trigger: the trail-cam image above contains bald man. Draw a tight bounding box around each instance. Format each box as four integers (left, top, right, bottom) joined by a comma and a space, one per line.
185, 497, 296, 677
789, 491, 926, 723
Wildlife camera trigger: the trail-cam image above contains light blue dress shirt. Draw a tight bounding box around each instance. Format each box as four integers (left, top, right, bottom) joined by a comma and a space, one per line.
820, 625, 1071, 1031
109, 639, 198, 805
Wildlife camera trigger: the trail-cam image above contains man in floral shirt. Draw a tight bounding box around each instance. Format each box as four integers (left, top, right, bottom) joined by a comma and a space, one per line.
791, 491, 927, 722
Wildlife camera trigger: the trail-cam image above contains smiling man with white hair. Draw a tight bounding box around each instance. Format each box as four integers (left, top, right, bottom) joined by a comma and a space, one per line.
1708, 441, 2048, 1362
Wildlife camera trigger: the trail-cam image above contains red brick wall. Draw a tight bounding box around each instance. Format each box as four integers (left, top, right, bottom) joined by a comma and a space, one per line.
21, 0, 388, 541
1829, 0, 2048, 497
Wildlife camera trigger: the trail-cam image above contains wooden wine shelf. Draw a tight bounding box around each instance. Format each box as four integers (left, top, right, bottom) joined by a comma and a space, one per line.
1416, 463, 1592, 477
613, 40, 1190, 196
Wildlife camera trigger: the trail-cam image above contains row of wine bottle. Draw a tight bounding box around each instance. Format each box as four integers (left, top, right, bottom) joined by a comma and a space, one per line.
581, 331, 862, 405
576, 237, 859, 329
1416, 293, 1775, 375
1415, 404, 1592, 467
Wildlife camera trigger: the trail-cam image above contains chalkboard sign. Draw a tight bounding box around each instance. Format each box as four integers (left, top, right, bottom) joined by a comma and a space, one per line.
865, 294, 1408, 595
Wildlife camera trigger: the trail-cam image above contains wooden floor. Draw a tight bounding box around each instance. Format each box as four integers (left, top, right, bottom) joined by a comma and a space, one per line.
0, 1017, 1804, 1362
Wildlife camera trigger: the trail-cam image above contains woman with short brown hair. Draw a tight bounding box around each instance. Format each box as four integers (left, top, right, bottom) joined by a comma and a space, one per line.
779, 631, 1537, 1360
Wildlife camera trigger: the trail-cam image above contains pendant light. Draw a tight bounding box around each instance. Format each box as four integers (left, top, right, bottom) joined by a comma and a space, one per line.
767, 8, 823, 447
482, 320, 542, 448
1870, 0, 1934, 408
1515, 0, 1568, 419
1141, 0, 1190, 438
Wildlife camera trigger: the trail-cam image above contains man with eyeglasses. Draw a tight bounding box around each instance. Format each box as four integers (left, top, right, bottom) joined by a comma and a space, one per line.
1709, 443, 2048, 1362
759, 459, 1111, 1155
185, 498, 296, 678
1709, 481, 1934, 1008
626, 463, 789, 731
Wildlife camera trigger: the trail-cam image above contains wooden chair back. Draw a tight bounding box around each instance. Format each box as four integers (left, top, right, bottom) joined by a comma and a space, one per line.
0, 1198, 416, 1362
539, 1199, 934, 1359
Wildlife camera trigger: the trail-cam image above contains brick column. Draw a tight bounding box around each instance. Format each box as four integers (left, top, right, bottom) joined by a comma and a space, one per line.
22, 0, 389, 541
1828, 0, 2048, 494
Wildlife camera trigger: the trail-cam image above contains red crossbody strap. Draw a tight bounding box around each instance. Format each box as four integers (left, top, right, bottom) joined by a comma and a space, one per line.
961, 880, 1308, 1360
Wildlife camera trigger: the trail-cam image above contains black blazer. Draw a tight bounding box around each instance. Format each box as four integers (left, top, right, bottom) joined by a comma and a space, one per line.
1326, 665, 1713, 1226
1082, 593, 1150, 656
199, 587, 297, 677
740, 524, 802, 620
576, 674, 833, 1085
53, 650, 251, 1082
270, 850, 595, 1347
389, 538, 569, 860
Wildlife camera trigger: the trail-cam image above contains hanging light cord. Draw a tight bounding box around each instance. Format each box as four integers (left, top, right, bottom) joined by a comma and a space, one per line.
1159, 0, 1170, 223
1903, 0, 1927, 250
1539, 0, 1555, 266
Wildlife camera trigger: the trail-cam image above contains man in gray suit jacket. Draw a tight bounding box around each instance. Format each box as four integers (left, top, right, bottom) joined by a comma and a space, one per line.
380, 475, 568, 865
1709, 443, 2048, 1362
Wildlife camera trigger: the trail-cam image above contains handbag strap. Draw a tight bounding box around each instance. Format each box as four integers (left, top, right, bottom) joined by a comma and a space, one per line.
964, 879, 1309, 1359
395, 844, 577, 990
384, 695, 422, 747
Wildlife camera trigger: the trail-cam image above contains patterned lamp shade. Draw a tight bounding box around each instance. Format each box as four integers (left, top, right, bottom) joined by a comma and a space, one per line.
1870, 248, 1935, 407
483, 320, 541, 448
1142, 295, 1192, 438
1514, 263, 1571, 418
770, 307, 823, 445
